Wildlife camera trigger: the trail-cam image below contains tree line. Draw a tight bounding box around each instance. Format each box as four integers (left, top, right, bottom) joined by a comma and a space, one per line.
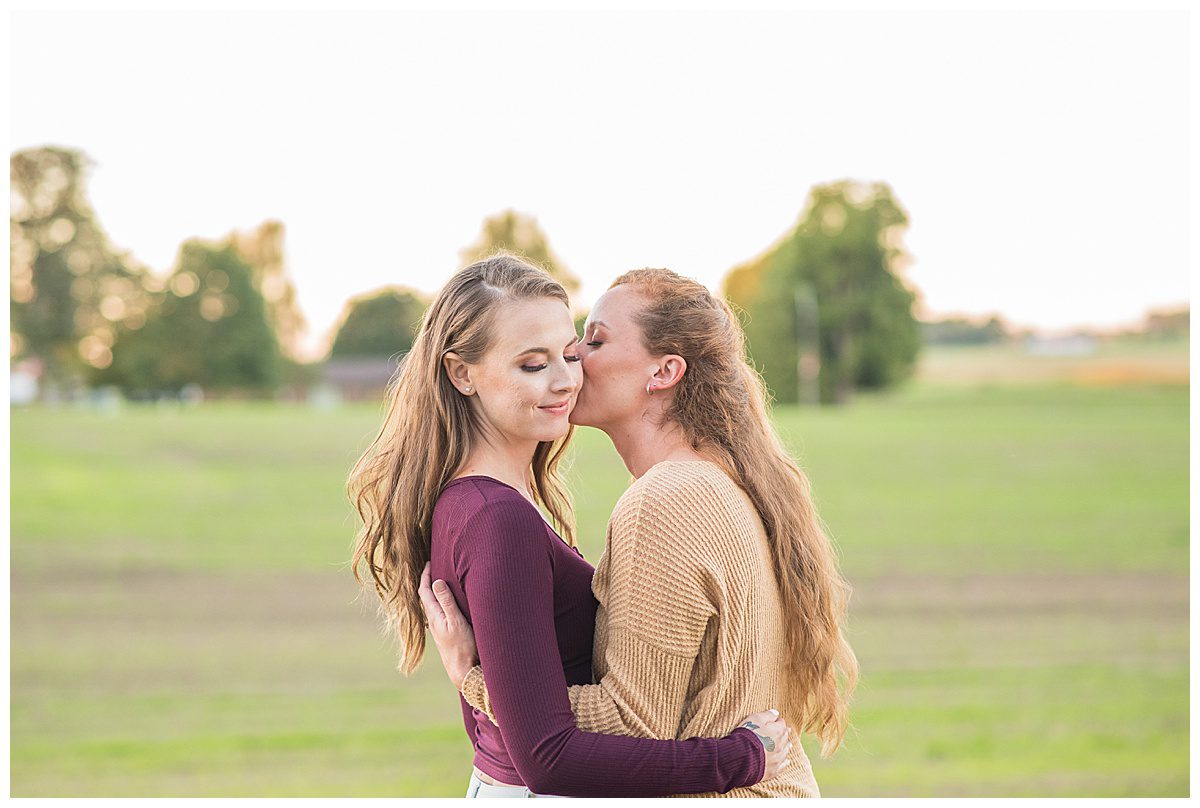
12, 145, 927, 405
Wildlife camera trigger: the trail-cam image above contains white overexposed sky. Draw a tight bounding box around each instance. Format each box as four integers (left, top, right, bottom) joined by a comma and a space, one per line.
9, 7, 1191, 359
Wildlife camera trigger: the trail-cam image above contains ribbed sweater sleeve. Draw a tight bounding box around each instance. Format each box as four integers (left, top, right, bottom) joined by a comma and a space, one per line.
456, 495, 764, 797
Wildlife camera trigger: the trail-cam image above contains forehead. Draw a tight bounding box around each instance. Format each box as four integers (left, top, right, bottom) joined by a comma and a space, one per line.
488, 296, 574, 349
590, 285, 647, 325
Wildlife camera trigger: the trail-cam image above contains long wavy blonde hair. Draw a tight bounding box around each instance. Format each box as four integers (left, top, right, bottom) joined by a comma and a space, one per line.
349, 255, 577, 675
611, 268, 859, 757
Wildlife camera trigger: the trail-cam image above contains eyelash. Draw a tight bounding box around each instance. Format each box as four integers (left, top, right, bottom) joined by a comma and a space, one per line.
522, 354, 582, 372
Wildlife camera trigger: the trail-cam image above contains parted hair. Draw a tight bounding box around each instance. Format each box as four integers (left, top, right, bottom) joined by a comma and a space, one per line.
349, 255, 576, 675
611, 267, 859, 757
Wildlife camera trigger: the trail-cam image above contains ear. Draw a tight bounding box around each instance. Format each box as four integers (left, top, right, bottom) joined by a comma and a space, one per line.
442, 351, 475, 396
648, 354, 687, 393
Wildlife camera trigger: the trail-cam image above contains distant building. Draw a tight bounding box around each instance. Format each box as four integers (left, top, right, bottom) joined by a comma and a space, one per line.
317, 355, 403, 403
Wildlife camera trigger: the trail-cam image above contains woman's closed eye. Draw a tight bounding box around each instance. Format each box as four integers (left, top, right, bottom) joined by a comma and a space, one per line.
522, 354, 582, 372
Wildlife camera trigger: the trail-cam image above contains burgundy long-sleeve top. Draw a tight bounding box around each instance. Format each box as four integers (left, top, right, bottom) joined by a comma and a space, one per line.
428, 475, 765, 797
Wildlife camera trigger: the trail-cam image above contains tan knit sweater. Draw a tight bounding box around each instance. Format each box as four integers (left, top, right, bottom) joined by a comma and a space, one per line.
460, 460, 820, 797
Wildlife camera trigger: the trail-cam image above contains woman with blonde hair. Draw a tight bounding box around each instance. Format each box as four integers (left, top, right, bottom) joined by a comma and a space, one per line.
421, 267, 859, 797
350, 256, 791, 798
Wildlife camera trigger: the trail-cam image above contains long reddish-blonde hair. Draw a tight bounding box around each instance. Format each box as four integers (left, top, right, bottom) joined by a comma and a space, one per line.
611, 267, 858, 757
349, 255, 576, 675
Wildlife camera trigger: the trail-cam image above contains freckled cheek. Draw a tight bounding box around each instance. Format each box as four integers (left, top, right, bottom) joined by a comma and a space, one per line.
500, 376, 542, 413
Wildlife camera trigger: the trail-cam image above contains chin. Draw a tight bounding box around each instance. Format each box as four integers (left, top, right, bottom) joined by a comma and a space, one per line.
568, 406, 595, 428
529, 425, 571, 443
568, 396, 612, 428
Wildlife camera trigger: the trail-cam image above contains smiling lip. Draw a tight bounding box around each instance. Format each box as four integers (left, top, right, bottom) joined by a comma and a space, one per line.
538, 401, 570, 415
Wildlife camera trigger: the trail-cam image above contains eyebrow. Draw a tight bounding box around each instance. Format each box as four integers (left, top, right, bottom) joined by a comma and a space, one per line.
588, 320, 608, 330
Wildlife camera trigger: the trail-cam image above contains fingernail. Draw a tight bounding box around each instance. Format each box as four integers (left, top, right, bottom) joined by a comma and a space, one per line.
769, 708, 779, 717
433, 580, 447, 590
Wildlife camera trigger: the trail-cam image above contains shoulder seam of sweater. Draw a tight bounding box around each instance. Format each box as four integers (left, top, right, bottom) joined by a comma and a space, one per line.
621, 462, 741, 535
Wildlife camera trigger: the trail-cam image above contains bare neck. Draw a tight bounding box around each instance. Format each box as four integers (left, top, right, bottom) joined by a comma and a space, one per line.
454, 435, 539, 501
601, 414, 708, 479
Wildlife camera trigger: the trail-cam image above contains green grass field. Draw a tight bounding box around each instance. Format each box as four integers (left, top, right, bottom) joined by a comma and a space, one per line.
9, 342, 1189, 796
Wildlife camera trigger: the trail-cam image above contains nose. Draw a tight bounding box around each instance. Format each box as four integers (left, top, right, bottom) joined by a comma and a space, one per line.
551, 357, 581, 395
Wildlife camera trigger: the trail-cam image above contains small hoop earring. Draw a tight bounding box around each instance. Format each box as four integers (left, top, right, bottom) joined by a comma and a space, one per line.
646, 383, 655, 395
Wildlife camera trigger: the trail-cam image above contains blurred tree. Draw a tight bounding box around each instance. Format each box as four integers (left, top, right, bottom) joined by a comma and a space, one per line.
724, 180, 920, 405
329, 287, 427, 358
788, 181, 919, 402
1142, 306, 1189, 340
10, 146, 154, 393
97, 240, 281, 395
227, 220, 307, 361
460, 209, 581, 294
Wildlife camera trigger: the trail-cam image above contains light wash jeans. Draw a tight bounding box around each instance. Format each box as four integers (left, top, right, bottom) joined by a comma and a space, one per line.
465, 768, 564, 798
